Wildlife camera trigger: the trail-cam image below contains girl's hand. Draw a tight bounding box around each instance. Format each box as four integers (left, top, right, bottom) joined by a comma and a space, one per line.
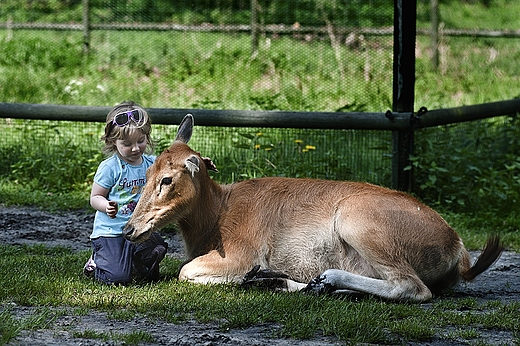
106, 201, 118, 218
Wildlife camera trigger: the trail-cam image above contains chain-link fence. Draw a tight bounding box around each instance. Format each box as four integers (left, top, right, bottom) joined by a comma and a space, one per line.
1, 0, 396, 110
0, 0, 396, 190
1, 1, 519, 204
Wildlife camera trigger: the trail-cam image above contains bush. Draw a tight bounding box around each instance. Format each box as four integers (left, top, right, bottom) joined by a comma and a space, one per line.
6, 122, 101, 194
412, 115, 520, 217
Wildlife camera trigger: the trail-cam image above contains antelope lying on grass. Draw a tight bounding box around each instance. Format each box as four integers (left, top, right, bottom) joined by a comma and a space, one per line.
124, 114, 503, 302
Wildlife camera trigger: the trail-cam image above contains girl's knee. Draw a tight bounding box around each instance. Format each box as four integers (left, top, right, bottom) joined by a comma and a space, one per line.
95, 268, 132, 285
133, 233, 168, 265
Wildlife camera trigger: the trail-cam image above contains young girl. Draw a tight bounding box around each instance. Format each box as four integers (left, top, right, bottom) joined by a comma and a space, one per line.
83, 101, 168, 285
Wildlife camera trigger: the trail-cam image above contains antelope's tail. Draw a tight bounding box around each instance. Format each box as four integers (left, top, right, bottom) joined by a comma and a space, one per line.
461, 235, 504, 282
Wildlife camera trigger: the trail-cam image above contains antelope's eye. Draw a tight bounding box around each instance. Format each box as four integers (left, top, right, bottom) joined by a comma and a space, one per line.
161, 177, 173, 186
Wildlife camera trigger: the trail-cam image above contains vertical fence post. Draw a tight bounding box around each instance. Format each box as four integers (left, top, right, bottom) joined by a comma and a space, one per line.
392, 0, 416, 192
82, 0, 90, 54
251, 0, 260, 56
430, 0, 439, 70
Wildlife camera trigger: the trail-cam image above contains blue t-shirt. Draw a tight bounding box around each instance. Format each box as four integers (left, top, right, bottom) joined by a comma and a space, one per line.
90, 154, 156, 239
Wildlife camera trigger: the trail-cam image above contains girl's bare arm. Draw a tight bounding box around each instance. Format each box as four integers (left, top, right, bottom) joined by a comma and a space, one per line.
90, 182, 118, 218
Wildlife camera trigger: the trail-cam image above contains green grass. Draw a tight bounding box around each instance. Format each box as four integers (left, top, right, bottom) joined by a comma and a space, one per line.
72, 330, 155, 345
0, 29, 394, 111
0, 244, 518, 345
0, 307, 64, 344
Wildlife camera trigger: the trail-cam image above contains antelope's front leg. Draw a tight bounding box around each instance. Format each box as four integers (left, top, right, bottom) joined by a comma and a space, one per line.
178, 250, 248, 284
239, 266, 308, 292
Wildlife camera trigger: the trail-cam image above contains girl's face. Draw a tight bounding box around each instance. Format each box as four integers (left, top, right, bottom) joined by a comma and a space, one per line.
115, 129, 148, 165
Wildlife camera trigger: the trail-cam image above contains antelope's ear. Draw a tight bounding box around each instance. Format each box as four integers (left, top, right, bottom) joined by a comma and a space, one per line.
175, 114, 193, 144
185, 155, 200, 177
202, 157, 218, 172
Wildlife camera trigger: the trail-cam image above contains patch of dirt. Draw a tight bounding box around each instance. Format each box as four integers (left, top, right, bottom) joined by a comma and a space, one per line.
1, 205, 519, 345
4, 304, 339, 346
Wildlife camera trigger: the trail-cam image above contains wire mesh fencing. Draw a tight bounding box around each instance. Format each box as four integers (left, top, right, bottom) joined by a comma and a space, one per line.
1, 1, 519, 204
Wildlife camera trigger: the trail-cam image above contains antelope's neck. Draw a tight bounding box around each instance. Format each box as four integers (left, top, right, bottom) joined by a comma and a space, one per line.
179, 181, 225, 259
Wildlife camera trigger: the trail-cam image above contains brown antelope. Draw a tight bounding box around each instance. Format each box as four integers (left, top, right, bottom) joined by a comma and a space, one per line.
124, 114, 503, 302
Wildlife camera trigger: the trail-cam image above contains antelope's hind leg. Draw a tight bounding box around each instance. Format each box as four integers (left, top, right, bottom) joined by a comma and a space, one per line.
303, 269, 433, 302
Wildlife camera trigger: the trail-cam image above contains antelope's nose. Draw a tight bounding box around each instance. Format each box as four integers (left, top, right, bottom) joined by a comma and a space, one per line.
122, 225, 135, 240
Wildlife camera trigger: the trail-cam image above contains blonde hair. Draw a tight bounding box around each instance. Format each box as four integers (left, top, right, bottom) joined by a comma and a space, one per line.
101, 101, 154, 156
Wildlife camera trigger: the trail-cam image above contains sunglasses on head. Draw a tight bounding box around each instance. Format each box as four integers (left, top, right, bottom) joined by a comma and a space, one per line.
112, 109, 145, 127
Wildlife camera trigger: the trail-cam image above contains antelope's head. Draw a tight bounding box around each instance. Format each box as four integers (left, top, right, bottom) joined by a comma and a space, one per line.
123, 114, 217, 243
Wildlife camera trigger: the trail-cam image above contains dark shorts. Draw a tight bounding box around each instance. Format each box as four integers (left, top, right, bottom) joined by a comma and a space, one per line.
91, 232, 168, 285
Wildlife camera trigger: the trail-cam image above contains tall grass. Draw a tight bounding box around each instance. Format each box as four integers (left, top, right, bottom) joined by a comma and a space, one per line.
0, 30, 394, 111
0, 118, 391, 210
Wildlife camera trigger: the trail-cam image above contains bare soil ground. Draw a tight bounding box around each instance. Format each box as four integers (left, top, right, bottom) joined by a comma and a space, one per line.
1, 206, 519, 345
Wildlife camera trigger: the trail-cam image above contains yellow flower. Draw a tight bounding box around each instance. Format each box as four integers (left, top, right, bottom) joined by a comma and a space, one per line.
302, 149, 309, 152
264, 147, 272, 151
294, 139, 303, 144
256, 132, 263, 137
254, 144, 261, 149
305, 145, 316, 150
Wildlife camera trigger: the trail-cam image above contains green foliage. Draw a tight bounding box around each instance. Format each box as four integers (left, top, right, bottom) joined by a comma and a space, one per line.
0, 30, 394, 111
0, 0, 83, 22
389, 315, 436, 341
437, 0, 520, 30
230, 131, 324, 179
3, 121, 102, 194
415, 0, 520, 30
0, 36, 83, 70
412, 115, 520, 219
9, 143, 100, 194
0, 0, 394, 26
